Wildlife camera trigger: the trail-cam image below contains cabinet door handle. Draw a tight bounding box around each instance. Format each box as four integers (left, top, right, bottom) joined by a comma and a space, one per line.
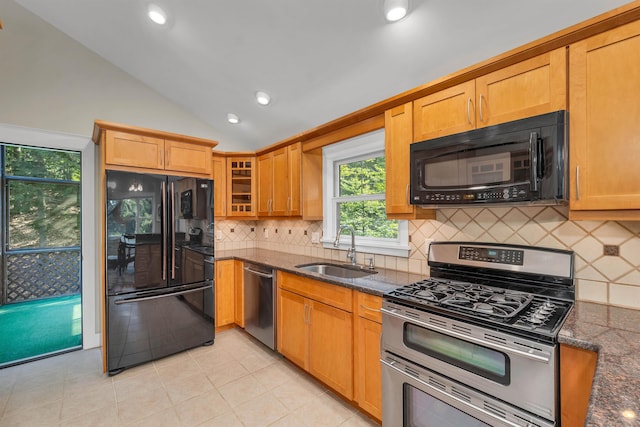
161, 181, 167, 281
405, 184, 410, 206
308, 305, 312, 326
467, 97, 472, 124
170, 181, 176, 280
576, 166, 580, 201
479, 94, 484, 122
360, 304, 381, 313
287, 196, 291, 213
303, 303, 308, 323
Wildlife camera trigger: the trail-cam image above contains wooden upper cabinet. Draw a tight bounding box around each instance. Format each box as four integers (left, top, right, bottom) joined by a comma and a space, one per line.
385, 103, 435, 219
105, 131, 165, 170
165, 140, 212, 176
257, 152, 274, 216
257, 143, 301, 217
211, 154, 227, 217
413, 80, 476, 141
476, 47, 567, 128
569, 20, 640, 219
386, 103, 414, 215
413, 48, 567, 141
302, 148, 323, 220
287, 142, 302, 216
94, 121, 217, 177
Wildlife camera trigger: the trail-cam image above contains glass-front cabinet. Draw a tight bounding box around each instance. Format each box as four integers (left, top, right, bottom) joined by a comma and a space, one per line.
226, 157, 255, 217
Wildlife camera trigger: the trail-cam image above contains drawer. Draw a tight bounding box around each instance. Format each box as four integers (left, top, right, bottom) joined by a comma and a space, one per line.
356, 292, 382, 323
278, 271, 353, 312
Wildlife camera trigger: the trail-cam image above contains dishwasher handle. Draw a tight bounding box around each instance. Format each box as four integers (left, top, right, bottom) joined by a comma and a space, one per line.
244, 266, 274, 279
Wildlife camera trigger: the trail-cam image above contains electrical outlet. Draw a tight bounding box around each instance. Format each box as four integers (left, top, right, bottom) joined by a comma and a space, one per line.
603, 245, 619, 256
311, 232, 320, 244
216, 230, 222, 240
263, 228, 269, 238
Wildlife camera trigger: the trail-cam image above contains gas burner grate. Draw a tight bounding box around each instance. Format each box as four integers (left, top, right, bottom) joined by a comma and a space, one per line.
389, 278, 534, 319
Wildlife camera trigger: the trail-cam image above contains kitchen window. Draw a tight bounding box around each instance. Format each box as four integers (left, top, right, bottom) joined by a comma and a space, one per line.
323, 129, 409, 258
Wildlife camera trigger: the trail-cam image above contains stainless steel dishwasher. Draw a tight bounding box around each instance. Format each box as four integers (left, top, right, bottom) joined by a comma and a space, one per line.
243, 263, 276, 350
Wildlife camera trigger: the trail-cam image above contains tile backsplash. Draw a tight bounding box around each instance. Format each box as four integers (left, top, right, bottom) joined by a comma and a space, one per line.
215, 206, 640, 310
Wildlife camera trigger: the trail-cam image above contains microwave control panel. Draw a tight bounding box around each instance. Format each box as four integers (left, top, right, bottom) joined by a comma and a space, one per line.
412, 183, 532, 204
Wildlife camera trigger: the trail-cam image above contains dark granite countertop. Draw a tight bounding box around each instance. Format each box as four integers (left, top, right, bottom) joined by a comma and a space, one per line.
559, 301, 640, 426
215, 248, 423, 296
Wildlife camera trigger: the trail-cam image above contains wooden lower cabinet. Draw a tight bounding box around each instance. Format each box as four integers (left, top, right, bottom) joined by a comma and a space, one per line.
277, 272, 354, 400
307, 299, 353, 398
215, 259, 235, 327
560, 344, 598, 426
354, 292, 383, 421
234, 261, 245, 327
278, 289, 308, 368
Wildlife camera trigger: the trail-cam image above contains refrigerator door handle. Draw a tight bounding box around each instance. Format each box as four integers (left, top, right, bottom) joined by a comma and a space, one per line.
114, 284, 211, 305
161, 180, 167, 281
171, 181, 176, 280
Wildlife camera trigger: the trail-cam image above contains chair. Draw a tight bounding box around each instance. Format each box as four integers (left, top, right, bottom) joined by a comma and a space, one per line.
117, 234, 136, 275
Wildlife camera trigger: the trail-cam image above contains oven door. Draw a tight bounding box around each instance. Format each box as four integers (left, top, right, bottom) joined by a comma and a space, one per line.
382, 303, 558, 422
381, 350, 554, 427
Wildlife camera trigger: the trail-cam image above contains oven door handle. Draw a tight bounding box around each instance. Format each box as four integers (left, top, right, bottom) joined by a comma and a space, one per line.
381, 307, 551, 364
381, 359, 526, 427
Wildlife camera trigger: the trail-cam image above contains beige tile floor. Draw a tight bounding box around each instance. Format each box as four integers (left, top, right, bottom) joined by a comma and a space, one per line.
0, 328, 380, 426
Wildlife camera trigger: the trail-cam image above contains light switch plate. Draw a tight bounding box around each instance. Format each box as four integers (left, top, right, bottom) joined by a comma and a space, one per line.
216, 230, 223, 240
311, 232, 320, 244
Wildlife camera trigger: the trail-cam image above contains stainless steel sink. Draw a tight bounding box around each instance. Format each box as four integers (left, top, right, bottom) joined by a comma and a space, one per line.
295, 263, 377, 279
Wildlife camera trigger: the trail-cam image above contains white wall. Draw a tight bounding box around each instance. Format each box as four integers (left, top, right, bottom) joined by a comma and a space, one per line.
0, 0, 226, 146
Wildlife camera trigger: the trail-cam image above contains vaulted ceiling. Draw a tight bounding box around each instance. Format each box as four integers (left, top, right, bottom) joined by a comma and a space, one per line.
12, 0, 631, 150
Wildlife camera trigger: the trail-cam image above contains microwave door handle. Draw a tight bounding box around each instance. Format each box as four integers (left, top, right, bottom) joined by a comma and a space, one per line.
529, 131, 539, 192
537, 135, 545, 179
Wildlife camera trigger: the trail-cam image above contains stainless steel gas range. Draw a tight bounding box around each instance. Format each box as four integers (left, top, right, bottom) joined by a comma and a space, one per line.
381, 242, 574, 427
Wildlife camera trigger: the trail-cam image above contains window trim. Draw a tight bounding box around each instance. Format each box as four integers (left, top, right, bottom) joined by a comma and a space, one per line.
322, 129, 410, 258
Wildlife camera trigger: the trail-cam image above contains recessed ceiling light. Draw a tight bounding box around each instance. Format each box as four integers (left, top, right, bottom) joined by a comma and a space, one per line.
147, 4, 167, 25
383, 0, 409, 22
227, 113, 240, 124
256, 91, 271, 106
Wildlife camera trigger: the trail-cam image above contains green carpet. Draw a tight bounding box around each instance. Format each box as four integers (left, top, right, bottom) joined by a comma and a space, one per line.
0, 294, 82, 365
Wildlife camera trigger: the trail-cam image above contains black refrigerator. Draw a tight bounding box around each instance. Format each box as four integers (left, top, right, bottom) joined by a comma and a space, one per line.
105, 170, 214, 375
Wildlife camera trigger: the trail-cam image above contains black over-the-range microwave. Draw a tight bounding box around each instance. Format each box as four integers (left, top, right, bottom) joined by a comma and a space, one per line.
410, 110, 568, 206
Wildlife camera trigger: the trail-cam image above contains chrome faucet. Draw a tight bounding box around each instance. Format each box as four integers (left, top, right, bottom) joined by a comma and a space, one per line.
334, 225, 356, 265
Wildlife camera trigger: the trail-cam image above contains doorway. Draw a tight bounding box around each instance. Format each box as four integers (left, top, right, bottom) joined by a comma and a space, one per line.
0, 144, 82, 367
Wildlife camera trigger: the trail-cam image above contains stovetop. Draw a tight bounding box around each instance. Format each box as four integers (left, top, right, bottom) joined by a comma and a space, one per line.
384, 242, 576, 341
386, 278, 573, 339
